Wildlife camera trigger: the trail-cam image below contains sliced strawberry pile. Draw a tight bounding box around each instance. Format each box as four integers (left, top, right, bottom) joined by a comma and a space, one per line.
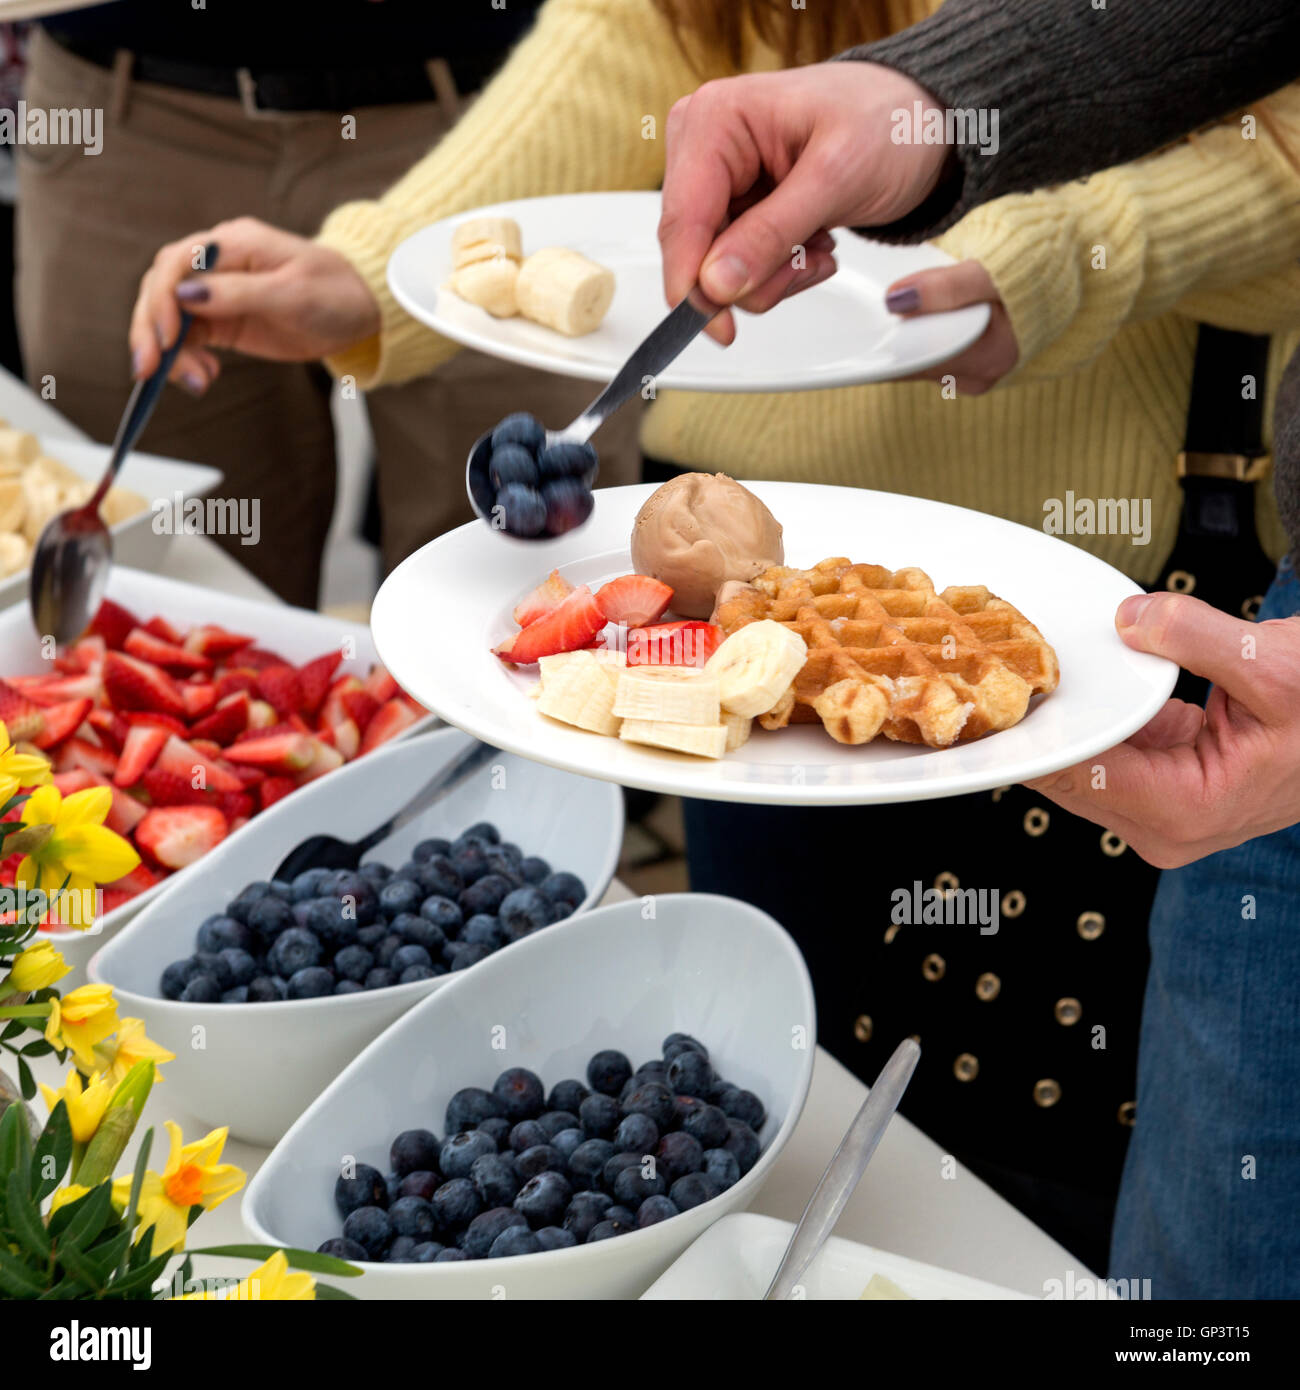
0, 597, 427, 923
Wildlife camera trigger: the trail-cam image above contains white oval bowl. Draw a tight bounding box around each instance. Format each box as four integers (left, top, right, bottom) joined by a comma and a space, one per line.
241, 893, 815, 1300
89, 726, 622, 1145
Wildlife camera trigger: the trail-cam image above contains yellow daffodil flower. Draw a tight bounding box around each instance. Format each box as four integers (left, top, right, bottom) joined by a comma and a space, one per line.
44, 983, 119, 1072
112, 1121, 245, 1254
13, 786, 140, 919
47, 1183, 91, 1217
4, 939, 69, 992
0, 720, 50, 803
39, 1068, 116, 1143
94, 1017, 175, 1087
177, 1248, 316, 1301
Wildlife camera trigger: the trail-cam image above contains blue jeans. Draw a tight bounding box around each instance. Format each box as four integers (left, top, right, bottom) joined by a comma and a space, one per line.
1111, 554, 1300, 1298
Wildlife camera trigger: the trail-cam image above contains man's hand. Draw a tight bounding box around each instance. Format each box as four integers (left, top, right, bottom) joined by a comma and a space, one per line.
659, 63, 953, 344
1025, 592, 1300, 868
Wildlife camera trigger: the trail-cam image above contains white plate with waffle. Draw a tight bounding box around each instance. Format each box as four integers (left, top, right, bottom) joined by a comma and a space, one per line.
371, 482, 1178, 807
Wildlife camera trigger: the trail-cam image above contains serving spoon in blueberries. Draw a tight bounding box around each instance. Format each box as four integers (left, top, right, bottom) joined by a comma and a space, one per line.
467, 285, 723, 539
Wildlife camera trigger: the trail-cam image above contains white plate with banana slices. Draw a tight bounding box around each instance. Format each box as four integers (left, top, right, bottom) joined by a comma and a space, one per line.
371, 482, 1179, 807
387, 192, 990, 392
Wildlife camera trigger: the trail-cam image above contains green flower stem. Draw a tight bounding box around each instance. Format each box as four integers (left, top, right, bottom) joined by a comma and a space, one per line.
0, 1002, 51, 1020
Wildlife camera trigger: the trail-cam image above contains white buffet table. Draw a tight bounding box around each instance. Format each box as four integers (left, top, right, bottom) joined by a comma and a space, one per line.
5, 367, 1085, 1297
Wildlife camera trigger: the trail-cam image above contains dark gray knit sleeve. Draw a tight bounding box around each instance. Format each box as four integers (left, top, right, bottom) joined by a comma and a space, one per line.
840, 0, 1300, 241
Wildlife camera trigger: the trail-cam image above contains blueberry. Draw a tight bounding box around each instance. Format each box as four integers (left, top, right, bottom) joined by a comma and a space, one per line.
540, 477, 594, 536
209, 947, 252, 989
463, 1206, 528, 1259
317, 1236, 368, 1260
364, 967, 398, 991
477, 1116, 512, 1148
613, 1164, 666, 1205
435, 1247, 469, 1262
656, 1131, 704, 1184
359, 861, 392, 883
412, 837, 451, 862
267, 927, 321, 977
509, 1120, 548, 1154
470, 1152, 519, 1208
304, 898, 357, 948
461, 913, 505, 949
400, 964, 438, 983
579, 1092, 621, 1138
388, 1195, 437, 1239
221, 985, 250, 1003
663, 1031, 707, 1057
246, 896, 295, 941
430, 1177, 482, 1232
669, 1172, 726, 1211
499, 887, 550, 938
540, 872, 586, 910
247, 975, 286, 1003
516, 856, 548, 886
450, 839, 490, 885
392, 913, 447, 955
676, 1099, 729, 1149
399, 1170, 441, 1201
336, 1163, 388, 1217
411, 1241, 445, 1262
391, 1128, 441, 1176
635, 1195, 680, 1228
515, 1144, 564, 1181
602, 1151, 641, 1193
286, 966, 335, 999
160, 958, 198, 999
514, 1170, 572, 1228
613, 1112, 659, 1156
385, 1170, 403, 1205
482, 849, 524, 886
333, 944, 374, 983
342, 1205, 392, 1258
563, 1190, 613, 1241
385, 1235, 419, 1262
535, 1226, 577, 1251
335, 977, 365, 995
440, 1128, 498, 1180
490, 412, 544, 454
568, 1138, 614, 1191
547, 1078, 590, 1114
357, 922, 388, 948
391, 943, 432, 974
194, 951, 233, 990
552, 1127, 585, 1162
489, 1225, 543, 1258
459, 873, 513, 917
446, 1086, 506, 1135
537, 440, 597, 481
719, 1087, 766, 1131
635, 1058, 668, 1084
537, 1110, 579, 1140
724, 1119, 762, 1175
621, 1081, 676, 1131
587, 1049, 632, 1097
493, 1067, 545, 1121
497, 483, 548, 538
586, 1218, 632, 1243
291, 867, 335, 902
702, 1148, 741, 1188
419, 896, 463, 934
451, 942, 492, 971
379, 878, 422, 918
374, 933, 405, 967
415, 856, 463, 900
462, 821, 500, 846
667, 1049, 714, 1099
180, 973, 220, 1003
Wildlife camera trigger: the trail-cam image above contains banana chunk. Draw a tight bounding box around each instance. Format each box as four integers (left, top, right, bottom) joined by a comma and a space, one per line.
516, 246, 615, 337
0, 532, 29, 577
619, 718, 727, 760
722, 709, 753, 751
451, 216, 523, 268
0, 427, 39, 466
614, 667, 720, 725
705, 619, 808, 718
0, 478, 25, 534
536, 649, 622, 736
446, 257, 520, 318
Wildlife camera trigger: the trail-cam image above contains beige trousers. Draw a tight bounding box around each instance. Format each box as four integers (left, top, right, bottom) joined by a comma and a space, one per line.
15, 31, 642, 606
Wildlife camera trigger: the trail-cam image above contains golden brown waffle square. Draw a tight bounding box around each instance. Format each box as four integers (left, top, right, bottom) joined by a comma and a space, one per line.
714, 558, 1059, 748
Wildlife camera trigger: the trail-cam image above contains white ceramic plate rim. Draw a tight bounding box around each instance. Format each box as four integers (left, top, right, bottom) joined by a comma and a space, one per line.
387, 191, 990, 392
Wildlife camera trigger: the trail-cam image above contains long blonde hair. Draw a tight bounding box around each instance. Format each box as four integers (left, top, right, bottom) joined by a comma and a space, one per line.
650, 0, 893, 70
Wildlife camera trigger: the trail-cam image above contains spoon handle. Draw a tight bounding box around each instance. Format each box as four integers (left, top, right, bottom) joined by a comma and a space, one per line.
354, 738, 500, 857
561, 286, 721, 445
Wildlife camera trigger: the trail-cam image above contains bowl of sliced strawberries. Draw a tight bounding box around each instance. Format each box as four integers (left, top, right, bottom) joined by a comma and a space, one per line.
0, 567, 434, 980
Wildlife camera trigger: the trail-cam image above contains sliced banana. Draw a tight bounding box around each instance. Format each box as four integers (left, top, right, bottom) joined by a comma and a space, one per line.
0, 478, 24, 534
614, 667, 720, 725
0, 428, 39, 466
721, 709, 753, 751
0, 532, 29, 577
446, 257, 520, 318
705, 619, 808, 717
516, 246, 615, 337
536, 650, 621, 735
619, 718, 727, 759
98, 485, 149, 527
20, 474, 60, 545
451, 216, 523, 268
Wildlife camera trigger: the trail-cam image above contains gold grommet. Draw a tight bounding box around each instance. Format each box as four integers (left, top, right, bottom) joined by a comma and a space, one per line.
1166, 569, 1195, 594
991, 785, 1011, 802
1077, 910, 1105, 940
1241, 595, 1263, 621
1001, 889, 1026, 918
922, 953, 946, 982
883, 922, 901, 944
1117, 1101, 1137, 1127
975, 972, 1001, 1002
1033, 1078, 1062, 1108
1100, 830, 1127, 857
1023, 807, 1050, 837
934, 870, 960, 895
1054, 996, 1082, 1026
853, 1014, 873, 1043
953, 1053, 979, 1082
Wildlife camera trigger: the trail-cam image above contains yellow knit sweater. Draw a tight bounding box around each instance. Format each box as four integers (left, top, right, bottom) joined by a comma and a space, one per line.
317, 0, 1300, 582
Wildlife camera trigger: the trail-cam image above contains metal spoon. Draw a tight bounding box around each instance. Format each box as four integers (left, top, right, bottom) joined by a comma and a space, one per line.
272, 737, 498, 882
29, 241, 219, 645
466, 285, 722, 530
764, 1037, 921, 1300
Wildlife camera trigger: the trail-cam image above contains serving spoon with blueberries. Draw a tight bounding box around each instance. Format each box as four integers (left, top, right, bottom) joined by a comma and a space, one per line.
466, 285, 722, 539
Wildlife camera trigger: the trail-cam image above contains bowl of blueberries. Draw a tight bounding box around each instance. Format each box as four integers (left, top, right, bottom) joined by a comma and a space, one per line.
243, 892, 815, 1299
88, 726, 622, 1146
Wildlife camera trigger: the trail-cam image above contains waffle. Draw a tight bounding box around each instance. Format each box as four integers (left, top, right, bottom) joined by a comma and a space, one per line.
714, 558, 1059, 748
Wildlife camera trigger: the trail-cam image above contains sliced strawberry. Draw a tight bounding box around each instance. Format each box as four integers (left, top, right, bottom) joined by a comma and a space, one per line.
359, 698, 418, 754
189, 694, 248, 746
135, 804, 228, 870
154, 734, 244, 793
86, 708, 128, 752
105, 784, 147, 836
224, 731, 316, 774
240, 646, 291, 671
180, 682, 218, 720
215, 668, 259, 699
258, 775, 297, 811
297, 652, 343, 716
595, 575, 674, 628
32, 698, 93, 751
235, 719, 302, 745
69, 635, 107, 670
218, 790, 255, 821
329, 716, 360, 760
51, 769, 98, 796
364, 665, 400, 703
105, 861, 164, 897
295, 739, 345, 784
494, 585, 607, 665
53, 654, 85, 675
513, 569, 575, 627
103, 651, 187, 719
182, 624, 254, 660
122, 710, 188, 735
124, 627, 213, 674
247, 699, 278, 730
57, 737, 118, 779
189, 738, 225, 760
625, 620, 723, 668
139, 768, 212, 808
88, 598, 140, 650
0, 680, 47, 743
8, 672, 102, 707
115, 724, 169, 788
229, 763, 266, 788
340, 689, 380, 732
256, 665, 303, 719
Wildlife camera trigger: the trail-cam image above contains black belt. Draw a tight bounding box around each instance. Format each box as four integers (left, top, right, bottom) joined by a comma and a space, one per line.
51, 35, 506, 112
